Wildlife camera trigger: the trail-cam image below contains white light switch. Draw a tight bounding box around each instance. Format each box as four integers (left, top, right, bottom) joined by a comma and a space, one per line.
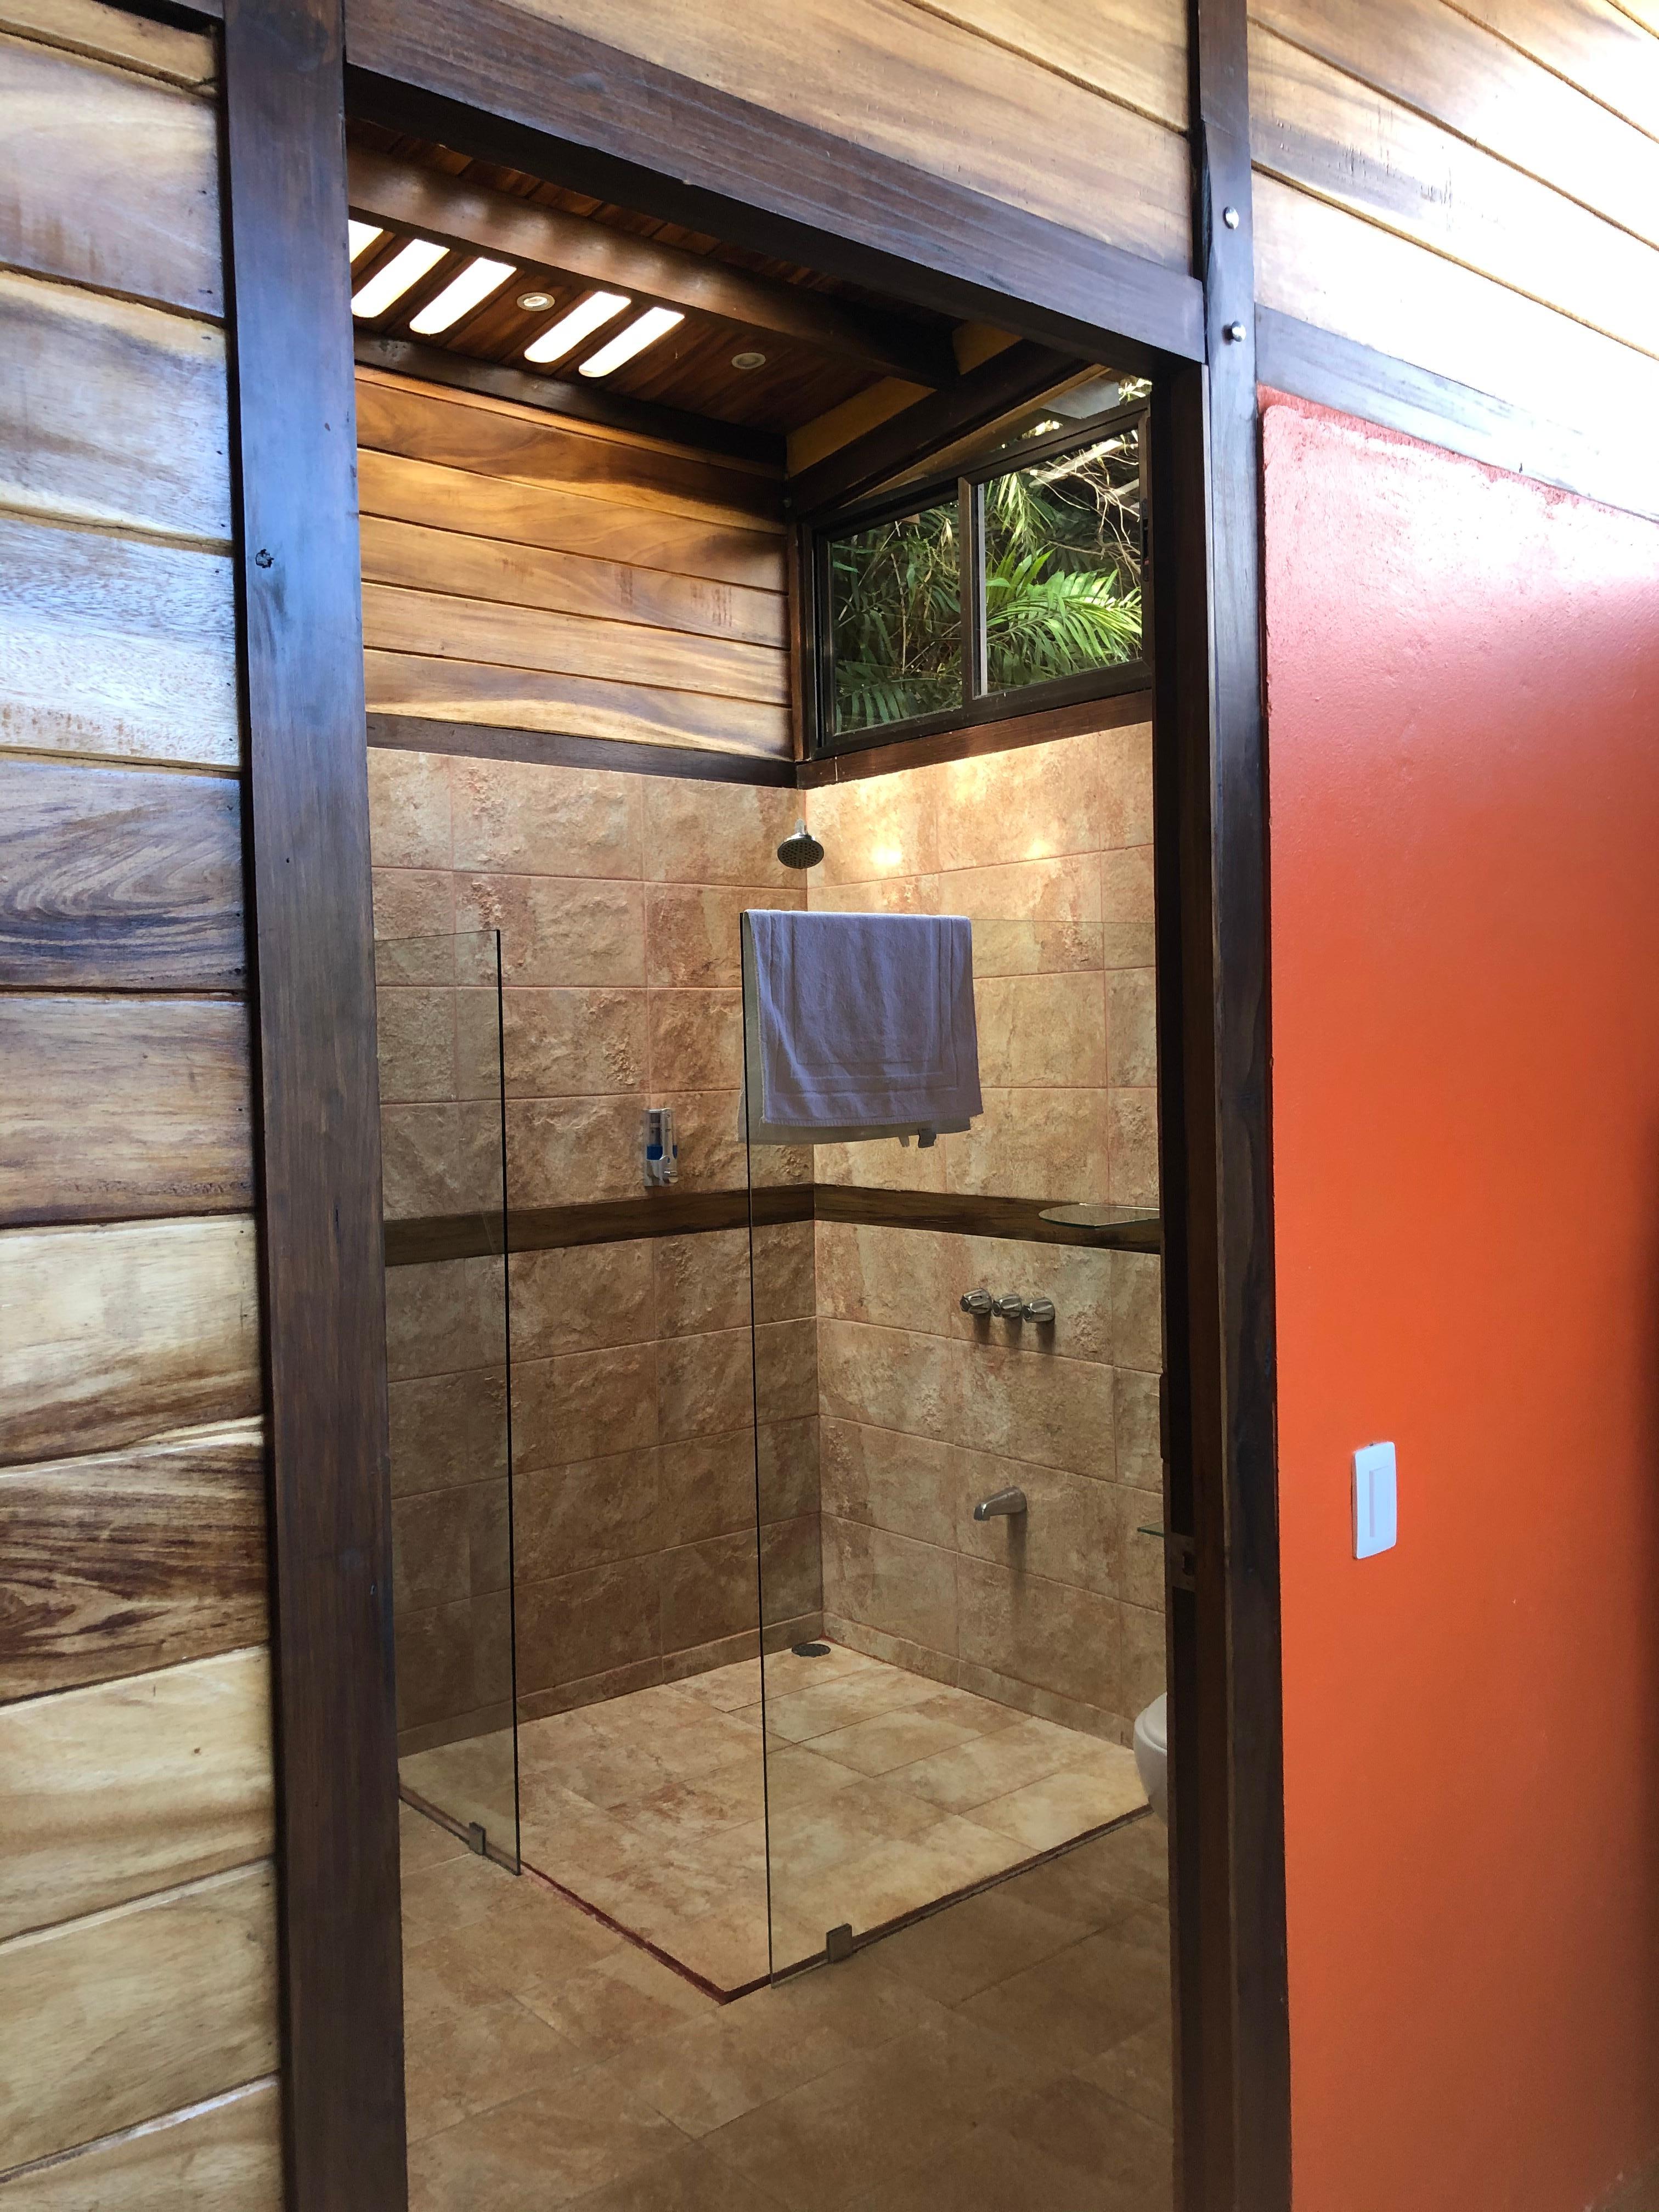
1352, 1442, 1397, 1559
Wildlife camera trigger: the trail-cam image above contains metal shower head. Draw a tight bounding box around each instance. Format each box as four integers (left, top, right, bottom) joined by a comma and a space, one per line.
776, 820, 825, 871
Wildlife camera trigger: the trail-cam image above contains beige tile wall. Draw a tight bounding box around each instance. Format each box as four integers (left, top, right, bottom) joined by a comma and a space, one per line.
799, 722, 1166, 1738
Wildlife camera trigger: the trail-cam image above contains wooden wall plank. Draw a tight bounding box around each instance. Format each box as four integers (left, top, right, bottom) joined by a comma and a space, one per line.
355, 373, 784, 528
0, 1217, 261, 1468
1252, 0, 1659, 252
364, 647, 794, 757
0, 1421, 267, 1702
1453, 0, 1659, 143
0, 270, 230, 544
0, 516, 239, 772
0, 759, 244, 991
460, 0, 1191, 268
357, 445, 784, 590
1250, 22, 1659, 361
360, 579, 789, 704
0, 1648, 273, 1940
0, 2080, 281, 2211
358, 513, 787, 649
0, 0, 216, 87
0, 1863, 278, 2173
904, 0, 1187, 129
0, 33, 222, 315
1252, 176, 1659, 447
0, 998, 252, 1228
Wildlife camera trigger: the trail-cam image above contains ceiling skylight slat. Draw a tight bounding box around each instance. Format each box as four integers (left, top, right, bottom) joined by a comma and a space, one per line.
409, 255, 516, 335
351, 238, 447, 319
578, 306, 686, 379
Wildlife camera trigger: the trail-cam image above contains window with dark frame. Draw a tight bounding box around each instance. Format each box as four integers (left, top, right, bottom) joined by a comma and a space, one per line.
810, 393, 1149, 757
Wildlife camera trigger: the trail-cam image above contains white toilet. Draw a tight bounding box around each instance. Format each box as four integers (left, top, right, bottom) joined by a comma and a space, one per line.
1133, 1693, 1169, 1821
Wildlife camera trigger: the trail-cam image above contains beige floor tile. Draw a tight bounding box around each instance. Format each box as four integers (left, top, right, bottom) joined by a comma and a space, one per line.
964, 1753, 1147, 1853
565, 2140, 784, 2211
403, 1992, 579, 2143
764, 1664, 941, 1745
844, 2114, 1108, 2211
997, 2070, 1175, 2210
892, 1714, 1090, 1813
762, 1641, 881, 1700
1074, 2016, 1176, 2131
400, 1801, 471, 1872
956, 1910, 1171, 2069
401, 1847, 518, 1947
405, 1877, 625, 2018
795, 1815, 1025, 1940
758, 1744, 866, 1819
808, 1703, 986, 1779
1010, 1814, 1169, 1929
674, 1658, 763, 1712
520, 1939, 718, 2058
402, 1730, 518, 1841
871, 1882, 1091, 2006
407, 2068, 687, 2211
606, 2000, 860, 2137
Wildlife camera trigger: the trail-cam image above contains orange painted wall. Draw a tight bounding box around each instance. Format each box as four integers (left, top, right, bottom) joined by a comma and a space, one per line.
1262, 391, 1659, 2210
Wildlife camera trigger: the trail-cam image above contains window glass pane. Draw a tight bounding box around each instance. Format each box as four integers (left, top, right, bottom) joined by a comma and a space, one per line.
982, 419, 1143, 695
828, 500, 963, 735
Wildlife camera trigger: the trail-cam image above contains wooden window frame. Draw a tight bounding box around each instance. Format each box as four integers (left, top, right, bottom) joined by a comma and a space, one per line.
807, 400, 1152, 761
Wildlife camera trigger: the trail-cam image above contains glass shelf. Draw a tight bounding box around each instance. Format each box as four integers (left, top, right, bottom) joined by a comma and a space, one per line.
1036, 1201, 1161, 1251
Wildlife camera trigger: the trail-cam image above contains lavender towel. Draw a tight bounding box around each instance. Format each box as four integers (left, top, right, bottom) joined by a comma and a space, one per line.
743, 910, 982, 1139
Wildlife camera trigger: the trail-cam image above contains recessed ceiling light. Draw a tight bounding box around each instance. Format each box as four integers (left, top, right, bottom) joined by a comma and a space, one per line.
409, 255, 515, 335
351, 238, 447, 319
731, 350, 768, 371
524, 290, 630, 366
347, 221, 383, 262
516, 289, 556, 313
580, 306, 685, 379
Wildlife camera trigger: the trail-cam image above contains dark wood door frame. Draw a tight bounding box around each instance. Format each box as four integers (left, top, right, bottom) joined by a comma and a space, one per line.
220, 0, 1290, 2204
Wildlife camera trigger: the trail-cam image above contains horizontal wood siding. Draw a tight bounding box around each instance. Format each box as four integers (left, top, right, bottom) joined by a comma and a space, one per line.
0, 3, 276, 2197
359, 370, 794, 759
453, 0, 1191, 268
1251, 0, 1659, 439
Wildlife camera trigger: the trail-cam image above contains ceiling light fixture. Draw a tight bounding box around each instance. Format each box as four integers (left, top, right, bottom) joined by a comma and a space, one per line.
731, 350, 768, 371
580, 306, 685, 379
351, 238, 446, 319
515, 289, 556, 313
409, 254, 515, 335
347, 221, 384, 262
523, 290, 630, 365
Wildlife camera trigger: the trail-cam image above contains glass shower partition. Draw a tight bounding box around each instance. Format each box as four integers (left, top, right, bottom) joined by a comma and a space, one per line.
376, 927, 520, 1873
744, 900, 1165, 1978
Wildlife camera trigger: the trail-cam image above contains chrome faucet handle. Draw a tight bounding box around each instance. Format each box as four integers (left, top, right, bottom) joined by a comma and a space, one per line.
991, 1294, 1026, 1320
1021, 1297, 1056, 1325
960, 1289, 994, 1316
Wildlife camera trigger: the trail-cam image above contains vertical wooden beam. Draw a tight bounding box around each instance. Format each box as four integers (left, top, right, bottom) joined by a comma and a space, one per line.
220, 3, 407, 2205
1153, 1, 1289, 2206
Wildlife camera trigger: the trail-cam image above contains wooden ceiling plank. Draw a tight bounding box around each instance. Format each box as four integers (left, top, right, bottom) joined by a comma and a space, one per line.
346, 144, 956, 386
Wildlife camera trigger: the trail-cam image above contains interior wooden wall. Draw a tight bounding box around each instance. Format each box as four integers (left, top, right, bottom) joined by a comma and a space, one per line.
358, 369, 792, 758
0, 1, 281, 2202
1250, 0, 1659, 430
387, 0, 1193, 277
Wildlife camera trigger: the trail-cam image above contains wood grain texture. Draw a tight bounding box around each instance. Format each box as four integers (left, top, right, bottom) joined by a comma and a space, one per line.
0, 1420, 267, 1702
1451, 0, 1659, 143
0, 997, 253, 1228
0, 1216, 261, 1468
904, 0, 1187, 128
0, 1647, 273, 1940
0, 759, 244, 990
368, 710, 798, 783
364, 647, 793, 756
0, 270, 230, 544
0, 31, 222, 314
1252, 0, 1659, 253
0, 0, 215, 86
1252, 173, 1659, 446
447, 0, 1191, 268
357, 443, 783, 591
361, 580, 789, 703
0, 1863, 278, 2172
0, 515, 239, 771
356, 374, 783, 528
0, 2080, 281, 2211
359, 514, 787, 649
1249, 22, 1659, 360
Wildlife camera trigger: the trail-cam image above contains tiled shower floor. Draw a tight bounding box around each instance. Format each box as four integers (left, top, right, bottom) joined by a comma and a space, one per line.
402, 1643, 1148, 1993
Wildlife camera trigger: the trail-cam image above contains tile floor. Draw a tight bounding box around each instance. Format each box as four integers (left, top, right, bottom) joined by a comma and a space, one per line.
402, 1641, 1149, 1991
400, 1792, 1174, 2210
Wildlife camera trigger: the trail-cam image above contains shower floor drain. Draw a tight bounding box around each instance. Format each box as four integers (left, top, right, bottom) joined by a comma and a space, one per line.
792, 1641, 831, 1657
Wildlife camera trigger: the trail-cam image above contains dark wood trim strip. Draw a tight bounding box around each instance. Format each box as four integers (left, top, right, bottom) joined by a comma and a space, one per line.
385, 1183, 1159, 1266
353, 332, 786, 467
1255, 306, 1659, 527
797, 685, 1154, 787
788, 342, 1081, 517
347, 146, 955, 390
221, 3, 406, 2205
341, 7, 1205, 368
1159, 4, 1289, 2207
366, 713, 798, 786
